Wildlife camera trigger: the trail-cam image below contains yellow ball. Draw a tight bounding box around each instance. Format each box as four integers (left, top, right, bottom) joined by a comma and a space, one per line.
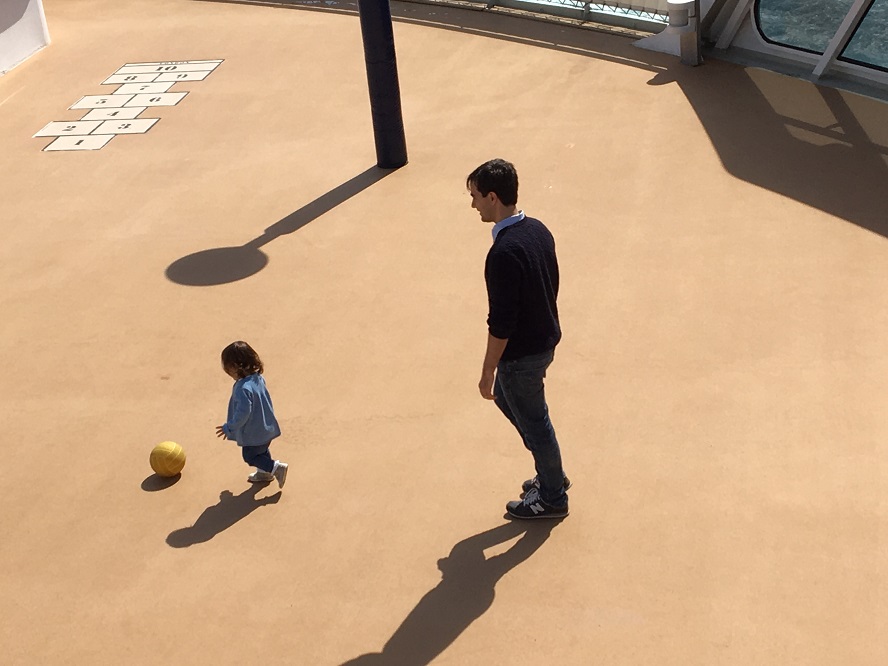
150, 441, 186, 477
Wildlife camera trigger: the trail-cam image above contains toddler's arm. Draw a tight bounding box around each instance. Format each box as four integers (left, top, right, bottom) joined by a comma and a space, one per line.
222, 385, 254, 438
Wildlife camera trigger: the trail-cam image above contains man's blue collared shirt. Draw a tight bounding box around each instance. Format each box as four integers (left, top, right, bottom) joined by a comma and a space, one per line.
492, 210, 525, 242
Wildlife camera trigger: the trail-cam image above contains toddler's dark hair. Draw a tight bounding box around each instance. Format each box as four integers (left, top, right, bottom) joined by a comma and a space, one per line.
221, 341, 264, 378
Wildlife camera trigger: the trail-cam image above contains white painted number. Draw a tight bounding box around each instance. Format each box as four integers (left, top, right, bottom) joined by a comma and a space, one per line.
40, 59, 221, 151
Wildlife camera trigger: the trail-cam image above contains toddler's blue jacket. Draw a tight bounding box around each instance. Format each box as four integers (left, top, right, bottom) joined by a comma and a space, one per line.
222, 373, 281, 447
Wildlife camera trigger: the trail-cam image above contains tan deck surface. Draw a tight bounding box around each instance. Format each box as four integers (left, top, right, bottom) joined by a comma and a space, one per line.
2, 0, 888, 663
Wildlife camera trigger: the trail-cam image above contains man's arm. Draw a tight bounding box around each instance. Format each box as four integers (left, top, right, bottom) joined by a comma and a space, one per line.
479, 333, 509, 400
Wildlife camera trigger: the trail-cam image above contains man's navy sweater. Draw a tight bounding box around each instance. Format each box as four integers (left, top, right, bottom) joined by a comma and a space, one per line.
485, 216, 561, 361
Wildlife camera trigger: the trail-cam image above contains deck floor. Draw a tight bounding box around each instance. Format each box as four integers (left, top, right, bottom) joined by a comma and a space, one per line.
2, 0, 888, 663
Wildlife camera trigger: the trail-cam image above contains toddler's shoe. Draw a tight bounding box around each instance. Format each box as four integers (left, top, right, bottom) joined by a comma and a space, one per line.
248, 470, 275, 483
272, 461, 289, 489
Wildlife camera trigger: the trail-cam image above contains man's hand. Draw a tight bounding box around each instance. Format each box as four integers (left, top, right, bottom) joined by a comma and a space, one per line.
480, 333, 508, 400
215, 425, 228, 439
479, 369, 496, 400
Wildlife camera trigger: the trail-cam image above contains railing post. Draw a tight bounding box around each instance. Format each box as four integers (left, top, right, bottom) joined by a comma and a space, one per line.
635, 0, 702, 66
669, 0, 702, 66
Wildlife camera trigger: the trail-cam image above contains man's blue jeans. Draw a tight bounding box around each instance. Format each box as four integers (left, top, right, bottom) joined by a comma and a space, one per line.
493, 349, 567, 507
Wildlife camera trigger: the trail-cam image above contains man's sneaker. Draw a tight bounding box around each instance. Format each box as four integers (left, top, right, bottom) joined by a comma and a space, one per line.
506, 488, 569, 520
248, 469, 275, 483
272, 461, 289, 489
522, 474, 572, 494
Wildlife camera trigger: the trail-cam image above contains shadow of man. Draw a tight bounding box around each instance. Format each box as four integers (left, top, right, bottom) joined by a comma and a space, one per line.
340, 520, 558, 665
166, 484, 281, 548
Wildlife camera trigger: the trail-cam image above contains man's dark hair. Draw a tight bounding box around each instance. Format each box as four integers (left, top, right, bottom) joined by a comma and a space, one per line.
466, 158, 519, 207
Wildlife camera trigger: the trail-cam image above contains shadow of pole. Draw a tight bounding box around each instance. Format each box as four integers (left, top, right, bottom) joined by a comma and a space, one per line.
165, 165, 397, 286
166, 484, 282, 547
339, 520, 558, 665
197, 0, 888, 241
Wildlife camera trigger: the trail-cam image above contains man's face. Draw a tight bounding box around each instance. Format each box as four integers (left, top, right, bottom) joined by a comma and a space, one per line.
468, 182, 496, 223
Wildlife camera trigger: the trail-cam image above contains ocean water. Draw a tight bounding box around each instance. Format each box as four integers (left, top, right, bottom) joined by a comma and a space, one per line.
758, 0, 888, 69
515, 0, 888, 70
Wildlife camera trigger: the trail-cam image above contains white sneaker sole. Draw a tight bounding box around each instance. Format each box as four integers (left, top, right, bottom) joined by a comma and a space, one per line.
273, 463, 288, 488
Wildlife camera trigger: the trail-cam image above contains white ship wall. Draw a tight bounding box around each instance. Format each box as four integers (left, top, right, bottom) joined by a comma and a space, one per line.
0, 0, 49, 75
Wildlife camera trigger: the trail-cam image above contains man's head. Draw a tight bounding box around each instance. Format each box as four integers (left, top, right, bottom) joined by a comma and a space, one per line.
467, 158, 519, 223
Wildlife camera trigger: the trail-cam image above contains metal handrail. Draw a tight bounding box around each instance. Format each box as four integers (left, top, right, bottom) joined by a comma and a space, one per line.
480, 0, 667, 21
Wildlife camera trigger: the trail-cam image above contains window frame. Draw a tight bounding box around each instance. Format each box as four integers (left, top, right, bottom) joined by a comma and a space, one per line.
835, 0, 888, 73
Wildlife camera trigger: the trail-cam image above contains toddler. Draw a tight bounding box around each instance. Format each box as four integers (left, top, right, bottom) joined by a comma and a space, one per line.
216, 341, 288, 488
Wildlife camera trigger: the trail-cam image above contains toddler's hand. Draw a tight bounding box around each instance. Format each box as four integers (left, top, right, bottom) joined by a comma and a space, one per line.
215, 425, 228, 440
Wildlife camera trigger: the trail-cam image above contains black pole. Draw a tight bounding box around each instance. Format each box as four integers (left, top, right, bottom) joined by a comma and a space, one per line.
357, 0, 408, 168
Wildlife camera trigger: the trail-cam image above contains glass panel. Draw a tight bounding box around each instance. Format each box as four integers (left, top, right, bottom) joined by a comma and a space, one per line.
840, 0, 888, 70
756, 0, 855, 54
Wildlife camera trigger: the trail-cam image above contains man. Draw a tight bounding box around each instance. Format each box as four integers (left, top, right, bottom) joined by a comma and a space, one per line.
467, 158, 570, 520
